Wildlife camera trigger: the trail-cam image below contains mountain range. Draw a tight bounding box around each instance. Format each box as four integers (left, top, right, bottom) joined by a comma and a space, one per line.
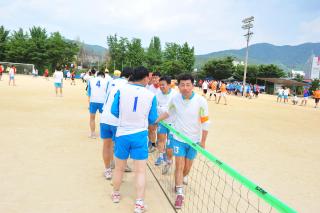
81, 42, 320, 71
195, 42, 320, 71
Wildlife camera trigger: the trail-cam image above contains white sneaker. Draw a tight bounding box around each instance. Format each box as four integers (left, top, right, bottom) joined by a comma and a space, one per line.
183, 176, 188, 185
134, 202, 146, 213
104, 168, 112, 180
111, 192, 120, 203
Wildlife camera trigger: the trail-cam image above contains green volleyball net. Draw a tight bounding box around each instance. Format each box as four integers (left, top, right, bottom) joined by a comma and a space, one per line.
147, 121, 296, 213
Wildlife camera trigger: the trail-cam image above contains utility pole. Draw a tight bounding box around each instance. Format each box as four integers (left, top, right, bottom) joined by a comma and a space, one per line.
242, 16, 254, 96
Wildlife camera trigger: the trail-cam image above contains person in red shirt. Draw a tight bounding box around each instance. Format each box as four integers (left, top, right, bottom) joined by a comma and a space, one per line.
71, 70, 76, 85
0, 64, 3, 81
44, 69, 49, 80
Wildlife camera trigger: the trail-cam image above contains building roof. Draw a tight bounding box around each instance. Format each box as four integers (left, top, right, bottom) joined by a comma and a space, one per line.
257, 78, 309, 86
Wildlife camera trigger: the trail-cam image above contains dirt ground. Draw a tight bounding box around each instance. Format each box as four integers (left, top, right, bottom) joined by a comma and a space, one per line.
0, 74, 319, 213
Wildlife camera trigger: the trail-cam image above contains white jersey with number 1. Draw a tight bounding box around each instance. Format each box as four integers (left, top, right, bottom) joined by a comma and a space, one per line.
112, 84, 158, 137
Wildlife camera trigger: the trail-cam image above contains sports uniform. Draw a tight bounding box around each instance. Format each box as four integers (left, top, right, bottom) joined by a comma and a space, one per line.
168, 92, 209, 160
87, 76, 111, 114
100, 77, 128, 140
111, 83, 158, 160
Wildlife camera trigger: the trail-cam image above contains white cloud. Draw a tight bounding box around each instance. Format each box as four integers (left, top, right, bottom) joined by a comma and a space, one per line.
1, 0, 319, 54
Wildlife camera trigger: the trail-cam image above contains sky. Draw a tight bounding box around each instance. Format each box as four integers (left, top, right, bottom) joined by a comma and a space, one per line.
1, 0, 320, 54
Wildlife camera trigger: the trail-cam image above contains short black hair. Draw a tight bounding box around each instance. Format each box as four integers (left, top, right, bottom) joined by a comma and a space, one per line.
159, 76, 171, 84
131, 66, 149, 81
152, 71, 161, 77
55, 65, 61, 70
97, 71, 105, 77
91, 68, 96, 75
121, 67, 133, 78
177, 73, 194, 84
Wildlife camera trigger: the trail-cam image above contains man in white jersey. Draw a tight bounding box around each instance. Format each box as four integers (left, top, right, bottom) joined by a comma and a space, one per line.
100, 67, 133, 179
156, 74, 209, 209
154, 76, 177, 173
146, 71, 161, 153
87, 71, 112, 139
53, 66, 64, 96
111, 66, 158, 213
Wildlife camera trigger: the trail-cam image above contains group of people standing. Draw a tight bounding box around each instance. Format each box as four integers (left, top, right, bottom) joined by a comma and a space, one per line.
277, 86, 320, 108
85, 66, 210, 212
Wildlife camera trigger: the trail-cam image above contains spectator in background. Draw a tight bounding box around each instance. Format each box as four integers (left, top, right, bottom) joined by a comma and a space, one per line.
9, 65, 16, 86
283, 87, 290, 103
71, 69, 76, 85
0, 64, 3, 81
300, 88, 310, 106
277, 87, 284, 103
44, 69, 49, 80
216, 81, 227, 105
313, 88, 320, 108
202, 80, 208, 97
292, 94, 299, 105
53, 66, 63, 97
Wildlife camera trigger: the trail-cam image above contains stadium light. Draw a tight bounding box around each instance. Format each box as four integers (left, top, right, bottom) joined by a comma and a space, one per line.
242, 16, 254, 23
241, 16, 254, 96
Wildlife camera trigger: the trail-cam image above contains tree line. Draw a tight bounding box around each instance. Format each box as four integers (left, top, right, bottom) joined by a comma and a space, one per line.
0, 26, 79, 74
106, 34, 195, 77
199, 56, 286, 83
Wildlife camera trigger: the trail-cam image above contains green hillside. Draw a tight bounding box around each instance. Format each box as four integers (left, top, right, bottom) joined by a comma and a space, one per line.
195, 42, 320, 71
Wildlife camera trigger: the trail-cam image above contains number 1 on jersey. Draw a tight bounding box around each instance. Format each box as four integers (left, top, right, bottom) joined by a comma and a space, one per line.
133, 97, 138, 112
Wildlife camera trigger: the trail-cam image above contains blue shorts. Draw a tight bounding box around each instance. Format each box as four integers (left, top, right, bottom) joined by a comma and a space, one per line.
89, 102, 103, 114
172, 138, 197, 160
278, 94, 283, 98
115, 131, 148, 160
100, 123, 117, 140
166, 133, 174, 149
54, 83, 62, 88
157, 123, 170, 134
10, 76, 14, 80
283, 95, 288, 99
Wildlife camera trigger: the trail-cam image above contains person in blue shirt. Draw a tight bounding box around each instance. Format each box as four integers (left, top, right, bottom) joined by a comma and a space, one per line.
300, 88, 310, 106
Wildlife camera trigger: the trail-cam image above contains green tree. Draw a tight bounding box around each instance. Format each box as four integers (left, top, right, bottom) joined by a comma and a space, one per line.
202, 57, 234, 80
47, 32, 79, 72
106, 34, 129, 71
28, 27, 48, 69
127, 38, 145, 67
0, 26, 10, 61
6, 28, 30, 63
160, 60, 184, 78
233, 64, 260, 83
258, 64, 285, 78
310, 79, 320, 93
179, 42, 195, 72
163, 42, 180, 62
146, 36, 162, 71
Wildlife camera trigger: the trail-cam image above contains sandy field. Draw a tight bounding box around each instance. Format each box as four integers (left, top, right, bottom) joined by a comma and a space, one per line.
0, 74, 319, 213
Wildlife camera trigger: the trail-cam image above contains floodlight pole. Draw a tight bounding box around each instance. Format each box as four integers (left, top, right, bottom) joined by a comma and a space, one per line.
242, 16, 254, 96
